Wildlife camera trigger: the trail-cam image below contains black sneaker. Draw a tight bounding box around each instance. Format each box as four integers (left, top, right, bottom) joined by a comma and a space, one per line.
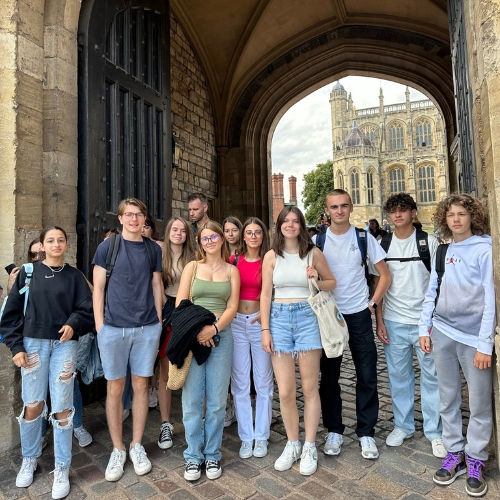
158, 421, 173, 449
184, 462, 201, 481
205, 459, 222, 480
433, 451, 466, 485
465, 454, 488, 497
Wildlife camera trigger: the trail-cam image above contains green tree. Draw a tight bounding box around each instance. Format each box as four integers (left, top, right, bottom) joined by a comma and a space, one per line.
302, 159, 334, 224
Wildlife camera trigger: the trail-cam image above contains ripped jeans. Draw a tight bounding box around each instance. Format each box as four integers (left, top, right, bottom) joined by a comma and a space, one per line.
19, 338, 77, 469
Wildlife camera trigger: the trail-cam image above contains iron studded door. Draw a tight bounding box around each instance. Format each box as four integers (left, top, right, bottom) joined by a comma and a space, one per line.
78, 0, 171, 276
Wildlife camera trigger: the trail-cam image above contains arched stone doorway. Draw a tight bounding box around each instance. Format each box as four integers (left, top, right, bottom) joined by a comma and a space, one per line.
219, 25, 456, 228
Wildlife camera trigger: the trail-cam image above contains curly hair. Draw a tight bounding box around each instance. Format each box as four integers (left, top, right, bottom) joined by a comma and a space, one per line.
433, 193, 489, 240
383, 192, 417, 213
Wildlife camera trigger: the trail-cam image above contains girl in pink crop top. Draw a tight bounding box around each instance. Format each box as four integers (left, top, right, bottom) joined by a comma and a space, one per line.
229, 218, 274, 458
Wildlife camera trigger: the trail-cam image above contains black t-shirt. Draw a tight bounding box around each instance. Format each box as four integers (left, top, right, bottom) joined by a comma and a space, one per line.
93, 236, 162, 328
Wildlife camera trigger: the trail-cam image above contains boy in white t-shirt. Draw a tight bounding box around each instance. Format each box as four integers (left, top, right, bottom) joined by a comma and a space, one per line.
373, 193, 445, 459
319, 190, 391, 460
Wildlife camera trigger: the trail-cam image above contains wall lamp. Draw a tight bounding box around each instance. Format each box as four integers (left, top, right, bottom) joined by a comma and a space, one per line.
172, 132, 181, 169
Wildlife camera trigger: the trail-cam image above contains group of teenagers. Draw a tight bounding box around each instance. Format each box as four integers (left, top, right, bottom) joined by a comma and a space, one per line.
0, 188, 495, 499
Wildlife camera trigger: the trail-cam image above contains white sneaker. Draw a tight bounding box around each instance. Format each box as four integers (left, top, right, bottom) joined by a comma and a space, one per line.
386, 428, 413, 447
359, 436, 379, 459
253, 440, 268, 458
224, 401, 237, 427
300, 445, 318, 475
184, 462, 201, 481
122, 409, 130, 422
129, 443, 152, 476
105, 448, 126, 481
239, 441, 253, 459
16, 457, 37, 487
431, 438, 447, 458
51, 467, 70, 499
205, 459, 222, 480
73, 426, 93, 447
324, 432, 343, 456
148, 387, 158, 408
274, 441, 301, 471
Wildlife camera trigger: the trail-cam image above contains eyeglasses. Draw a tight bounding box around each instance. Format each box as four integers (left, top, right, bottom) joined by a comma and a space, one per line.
122, 212, 146, 219
200, 234, 221, 245
245, 230, 263, 238
29, 251, 43, 259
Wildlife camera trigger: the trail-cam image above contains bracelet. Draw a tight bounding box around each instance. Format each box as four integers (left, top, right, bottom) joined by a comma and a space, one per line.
213, 323, 219, 335
261, 328, 270, 332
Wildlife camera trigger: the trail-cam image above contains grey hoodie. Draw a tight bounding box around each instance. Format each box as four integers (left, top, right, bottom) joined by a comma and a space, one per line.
419, 235, 496, 354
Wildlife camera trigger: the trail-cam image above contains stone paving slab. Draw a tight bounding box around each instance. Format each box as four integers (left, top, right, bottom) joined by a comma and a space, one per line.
1, 342, 498, 499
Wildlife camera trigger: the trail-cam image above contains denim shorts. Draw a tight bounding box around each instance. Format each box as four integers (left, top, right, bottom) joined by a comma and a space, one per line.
270, 301, 322, 355
97, 322, 161, 380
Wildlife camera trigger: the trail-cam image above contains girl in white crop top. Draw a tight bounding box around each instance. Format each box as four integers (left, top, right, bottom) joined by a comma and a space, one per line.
260, 207, 336, 476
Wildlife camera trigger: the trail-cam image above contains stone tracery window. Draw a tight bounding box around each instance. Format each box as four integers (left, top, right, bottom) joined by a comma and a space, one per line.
351, 169, 360, 205
361, 125, 378, 144
367, 170, 375, 204
389, 167, 405, 193
336, 170, 344, 190
389, 124, 405, 150
418, 165, 436, 202
416, 121, 432, 146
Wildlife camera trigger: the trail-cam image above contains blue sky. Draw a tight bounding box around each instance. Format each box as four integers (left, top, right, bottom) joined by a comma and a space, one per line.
271, 76, 428, 210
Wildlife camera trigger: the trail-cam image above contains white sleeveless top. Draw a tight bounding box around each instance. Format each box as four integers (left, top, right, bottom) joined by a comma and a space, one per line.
273, 251, 309, 299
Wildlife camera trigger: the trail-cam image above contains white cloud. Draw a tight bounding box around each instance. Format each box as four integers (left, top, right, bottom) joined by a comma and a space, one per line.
271, 76, 428, 211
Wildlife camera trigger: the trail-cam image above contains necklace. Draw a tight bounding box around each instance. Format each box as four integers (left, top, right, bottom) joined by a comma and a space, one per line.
210, 261, 224, 273
43, 262, 66, 278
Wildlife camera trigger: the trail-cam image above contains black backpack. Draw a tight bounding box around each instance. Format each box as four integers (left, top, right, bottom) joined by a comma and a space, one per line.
380, 229, 432, 273
434, 243, 449, 306
105, 234, 157, 285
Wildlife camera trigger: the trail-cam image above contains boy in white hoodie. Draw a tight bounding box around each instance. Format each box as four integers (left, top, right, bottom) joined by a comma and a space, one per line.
419, 194, 495, 498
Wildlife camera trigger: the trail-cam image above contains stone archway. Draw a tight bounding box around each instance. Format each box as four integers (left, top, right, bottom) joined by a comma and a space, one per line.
219, 25, 456, 228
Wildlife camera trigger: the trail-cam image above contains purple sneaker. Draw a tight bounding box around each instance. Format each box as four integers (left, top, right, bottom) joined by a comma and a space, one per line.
465, 454, 487, 497
433, 451, 466, 485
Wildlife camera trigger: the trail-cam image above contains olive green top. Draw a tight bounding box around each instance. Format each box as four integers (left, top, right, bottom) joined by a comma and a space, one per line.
191, 278, 231, 313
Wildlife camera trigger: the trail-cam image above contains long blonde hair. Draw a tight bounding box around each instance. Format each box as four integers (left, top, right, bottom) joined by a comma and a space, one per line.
162, 217, 194, 288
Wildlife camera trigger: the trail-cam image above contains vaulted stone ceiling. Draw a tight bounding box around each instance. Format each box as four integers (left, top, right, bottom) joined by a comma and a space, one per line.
170, 0, 450, 140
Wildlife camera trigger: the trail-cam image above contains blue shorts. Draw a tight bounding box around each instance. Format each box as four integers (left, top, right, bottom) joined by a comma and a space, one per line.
270, 301, 322, 355
97, 323, 161, 380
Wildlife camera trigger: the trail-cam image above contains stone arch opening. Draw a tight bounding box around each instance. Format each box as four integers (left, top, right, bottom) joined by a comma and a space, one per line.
221, 25, 455, 227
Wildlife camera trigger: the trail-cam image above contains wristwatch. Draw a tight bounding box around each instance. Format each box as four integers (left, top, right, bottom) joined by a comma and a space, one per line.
368, 300, 378, 310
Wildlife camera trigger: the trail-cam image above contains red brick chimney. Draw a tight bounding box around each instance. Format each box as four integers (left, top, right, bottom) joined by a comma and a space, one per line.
289, 176, 297, 205
272, 173, 285, 221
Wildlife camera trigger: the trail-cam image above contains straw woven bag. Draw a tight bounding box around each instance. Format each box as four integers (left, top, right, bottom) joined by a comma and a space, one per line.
167, 262, 197, 390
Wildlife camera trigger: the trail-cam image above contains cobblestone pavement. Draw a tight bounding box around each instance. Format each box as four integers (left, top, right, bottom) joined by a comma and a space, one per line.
1, 341, 498, 500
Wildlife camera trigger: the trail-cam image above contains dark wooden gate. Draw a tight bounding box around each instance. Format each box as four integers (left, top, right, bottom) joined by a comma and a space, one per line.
78, 0, 171, 277
448, 0, 477, 195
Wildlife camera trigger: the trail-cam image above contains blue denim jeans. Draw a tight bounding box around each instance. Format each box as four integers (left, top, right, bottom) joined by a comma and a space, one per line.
19, 338, 77, 469
384, 320, 442, 440
182, 325, 233, 463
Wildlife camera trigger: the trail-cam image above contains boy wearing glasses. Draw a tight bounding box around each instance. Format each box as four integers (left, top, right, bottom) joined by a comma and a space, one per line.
92, 198, 163, 482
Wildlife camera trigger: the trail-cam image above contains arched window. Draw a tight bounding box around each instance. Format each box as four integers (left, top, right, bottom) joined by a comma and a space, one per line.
418, 165, 436, 202
416, 121, 432, 146
361, 125, 378, 144
351, 170, 360, 205
389, 124, 405, 149
336, 170, 344, 190
367, 170, 375, 204
389, 168, 405, 193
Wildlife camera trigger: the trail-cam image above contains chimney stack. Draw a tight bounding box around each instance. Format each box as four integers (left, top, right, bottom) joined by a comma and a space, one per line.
289, 176, 297, 205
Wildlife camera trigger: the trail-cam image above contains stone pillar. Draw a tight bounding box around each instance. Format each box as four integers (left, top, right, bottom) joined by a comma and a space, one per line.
464, 0, 500, 469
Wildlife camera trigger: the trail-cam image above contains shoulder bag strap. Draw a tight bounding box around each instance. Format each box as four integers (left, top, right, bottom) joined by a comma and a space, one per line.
189, 261, 198, 302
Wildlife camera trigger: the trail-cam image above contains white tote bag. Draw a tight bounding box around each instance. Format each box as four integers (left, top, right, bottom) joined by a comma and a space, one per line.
307, 251, 349, 358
